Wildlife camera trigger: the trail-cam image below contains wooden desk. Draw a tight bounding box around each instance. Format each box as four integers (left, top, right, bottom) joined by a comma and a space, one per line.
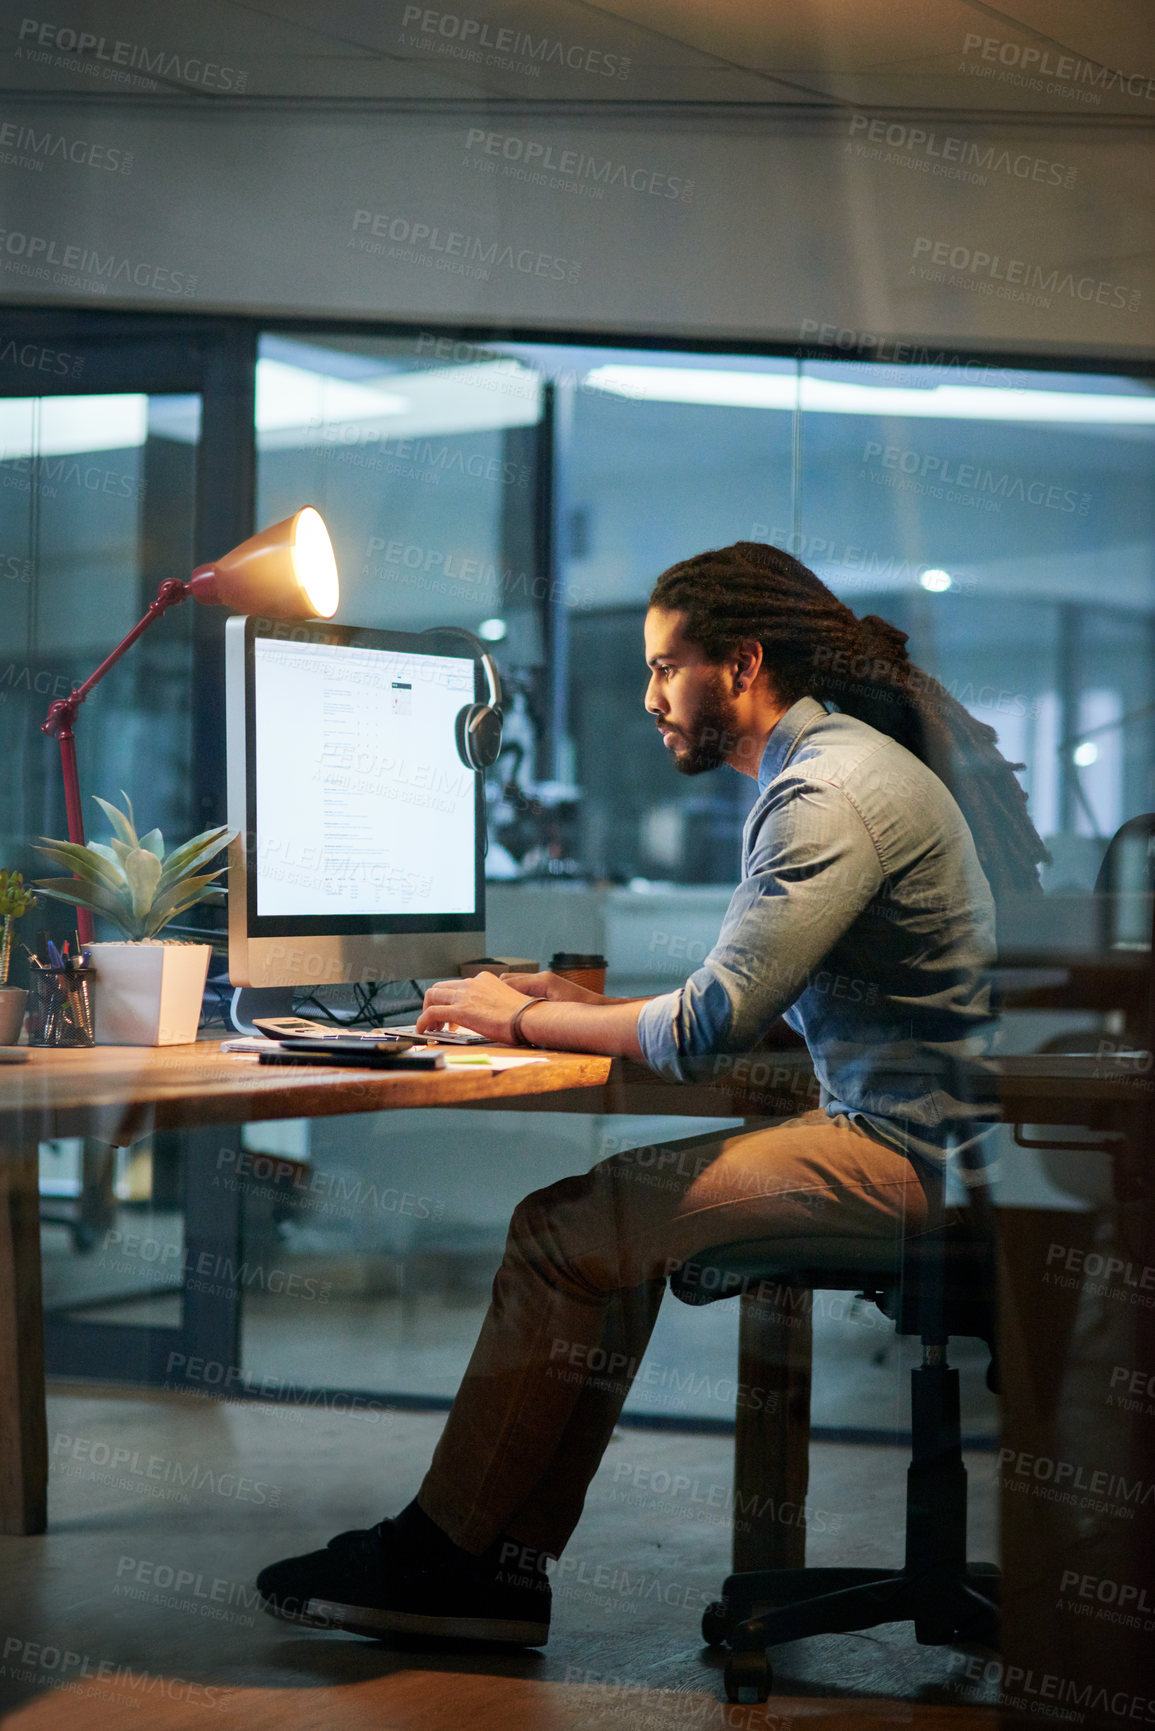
13, 1039, 1134, 1151
0, 1039, 616, 1143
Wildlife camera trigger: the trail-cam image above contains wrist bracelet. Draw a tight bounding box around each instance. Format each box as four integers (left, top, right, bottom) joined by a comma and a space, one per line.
509, 999, 543, 1048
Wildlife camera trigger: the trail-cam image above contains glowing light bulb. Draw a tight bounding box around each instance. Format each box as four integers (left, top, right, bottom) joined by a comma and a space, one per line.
292, 507, 339, 618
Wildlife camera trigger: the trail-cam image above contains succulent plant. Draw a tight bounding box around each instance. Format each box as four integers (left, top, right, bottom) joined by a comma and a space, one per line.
0, 868, 36, 986
34, 793, 233, 942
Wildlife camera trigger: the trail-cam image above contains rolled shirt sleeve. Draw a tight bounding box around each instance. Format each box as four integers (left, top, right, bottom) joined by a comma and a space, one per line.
636, 777, 884, 1082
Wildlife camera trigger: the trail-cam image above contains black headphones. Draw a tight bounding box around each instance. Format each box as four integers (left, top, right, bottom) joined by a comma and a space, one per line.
420, 626, 504, 771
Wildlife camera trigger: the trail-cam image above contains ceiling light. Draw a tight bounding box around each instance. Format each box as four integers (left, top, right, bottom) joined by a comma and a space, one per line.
582, 366, 1155, 427
0, 393, 149, 457
255, 360, 409, 433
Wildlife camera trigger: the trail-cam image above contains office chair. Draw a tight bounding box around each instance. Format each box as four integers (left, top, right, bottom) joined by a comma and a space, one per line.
669, 1173, 1000, 1703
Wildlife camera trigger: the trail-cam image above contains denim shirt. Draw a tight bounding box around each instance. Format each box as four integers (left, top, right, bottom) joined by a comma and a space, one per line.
636, 696, 1000, 1169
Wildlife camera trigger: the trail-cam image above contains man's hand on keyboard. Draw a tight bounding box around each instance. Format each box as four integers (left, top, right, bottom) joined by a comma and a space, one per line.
417, 971, 537, 1044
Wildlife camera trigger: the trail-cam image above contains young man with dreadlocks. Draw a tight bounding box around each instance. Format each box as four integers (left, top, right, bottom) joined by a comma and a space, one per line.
258, 540, 1048, 1647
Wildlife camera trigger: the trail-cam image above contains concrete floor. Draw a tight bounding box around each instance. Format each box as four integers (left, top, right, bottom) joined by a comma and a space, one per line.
0, 1383, 1003, 1729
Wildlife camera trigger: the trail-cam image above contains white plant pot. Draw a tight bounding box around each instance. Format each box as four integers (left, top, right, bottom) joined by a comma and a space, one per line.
87, 942, 212, 1046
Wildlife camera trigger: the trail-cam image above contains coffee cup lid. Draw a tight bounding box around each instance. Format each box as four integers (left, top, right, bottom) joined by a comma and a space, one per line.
551, 952, 607, 968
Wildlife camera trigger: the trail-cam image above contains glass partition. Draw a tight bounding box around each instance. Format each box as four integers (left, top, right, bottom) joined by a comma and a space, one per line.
0, 389, 202, 872
255, 332, 544, 649
491, 342, 1155, 908
12, 320, 1149, 1446
0, 383, 202, 1364
795, 358, 1155, 913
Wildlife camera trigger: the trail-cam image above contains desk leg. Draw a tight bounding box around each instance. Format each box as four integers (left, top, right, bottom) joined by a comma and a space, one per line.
0, 1135, 47, 1535
733, 1285, 812, 1573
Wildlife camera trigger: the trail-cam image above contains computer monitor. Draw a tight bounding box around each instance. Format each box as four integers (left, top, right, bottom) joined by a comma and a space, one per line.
225, 615, 486, 991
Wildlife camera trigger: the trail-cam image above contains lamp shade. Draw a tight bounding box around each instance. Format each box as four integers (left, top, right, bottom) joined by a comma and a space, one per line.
187, 506, 339, 619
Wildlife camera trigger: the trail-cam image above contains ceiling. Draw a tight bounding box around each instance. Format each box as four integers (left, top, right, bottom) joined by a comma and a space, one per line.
3, 0, 1153, 119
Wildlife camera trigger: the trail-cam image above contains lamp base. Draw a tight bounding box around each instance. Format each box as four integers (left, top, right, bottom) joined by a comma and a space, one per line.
227, 985, 295, 1035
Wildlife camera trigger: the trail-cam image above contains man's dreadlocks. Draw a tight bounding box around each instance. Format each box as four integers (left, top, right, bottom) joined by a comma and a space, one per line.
649, 541, 1049, 910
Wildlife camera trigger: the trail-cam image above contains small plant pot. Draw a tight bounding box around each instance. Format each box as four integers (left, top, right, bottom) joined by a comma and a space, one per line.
0, 986, 26, 1045
87, 941, 212, 1046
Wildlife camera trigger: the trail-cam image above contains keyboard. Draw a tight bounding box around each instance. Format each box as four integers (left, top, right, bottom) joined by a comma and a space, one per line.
382, 1023, 489, 1045
252, 1015, 488, 1046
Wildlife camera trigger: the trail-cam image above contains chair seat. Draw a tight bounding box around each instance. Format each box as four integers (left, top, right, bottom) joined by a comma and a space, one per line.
669, 1236, 901, 1306
670, 1211, 996, 1362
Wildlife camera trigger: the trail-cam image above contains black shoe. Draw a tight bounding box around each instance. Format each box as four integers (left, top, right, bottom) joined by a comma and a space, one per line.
256, 1519, 551, 1646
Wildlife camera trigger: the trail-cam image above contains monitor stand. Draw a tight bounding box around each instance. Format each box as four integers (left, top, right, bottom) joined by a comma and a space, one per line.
227, 985, 295, 1034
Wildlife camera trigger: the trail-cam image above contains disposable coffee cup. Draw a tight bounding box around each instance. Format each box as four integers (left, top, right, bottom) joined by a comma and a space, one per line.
459, 956, 539, 978
550, 952, 607, 995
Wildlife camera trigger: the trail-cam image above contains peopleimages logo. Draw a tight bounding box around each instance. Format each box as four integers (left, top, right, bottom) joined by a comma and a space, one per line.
399, 7, 631, 80
910, 236, 1140, 313
947, 1652, 1155, 1725
0, 118, 132, 174
0, 451, 144, 501
994, 1444, 1155, 1519
51, 1431, 281, 1507
115, 1555, 262, 1627
350, 208, 580, 283
848, 115, 1076, 190
16, 17, 247, 91
0, 227, 195, 295
463, 128, 693, 202
961, 31, 1155, 104
796, 321, 1023, 389
860, 439, 1091, 516
748, 522, 975, 590
1, 1633, 232, 1711
0, 336, 83, 378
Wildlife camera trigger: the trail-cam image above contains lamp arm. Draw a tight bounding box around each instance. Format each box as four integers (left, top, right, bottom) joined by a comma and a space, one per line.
42, 578, 191, 757
40, 574, 192, 883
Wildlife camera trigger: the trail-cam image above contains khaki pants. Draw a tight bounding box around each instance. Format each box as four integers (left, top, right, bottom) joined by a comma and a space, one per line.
419, 1109, 936, 1556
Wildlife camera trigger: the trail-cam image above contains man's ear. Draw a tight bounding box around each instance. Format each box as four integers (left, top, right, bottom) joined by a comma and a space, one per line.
733, 638, 764, 692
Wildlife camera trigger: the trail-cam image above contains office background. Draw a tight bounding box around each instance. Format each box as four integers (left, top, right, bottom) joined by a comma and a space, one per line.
1, 1, 1153, 1719
1, 0, 1152, 1411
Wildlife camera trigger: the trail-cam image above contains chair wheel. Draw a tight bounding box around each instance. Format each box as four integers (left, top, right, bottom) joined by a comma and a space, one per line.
702, 1601, 729, 1646
725, 1649, 772, 1703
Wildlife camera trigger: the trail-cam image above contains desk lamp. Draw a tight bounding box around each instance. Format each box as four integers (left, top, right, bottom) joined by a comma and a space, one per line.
41, 506, 340, 943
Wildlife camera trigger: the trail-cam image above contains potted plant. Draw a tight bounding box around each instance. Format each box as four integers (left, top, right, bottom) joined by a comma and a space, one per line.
0, 869, 36, 1044
34, 794, 232, 1046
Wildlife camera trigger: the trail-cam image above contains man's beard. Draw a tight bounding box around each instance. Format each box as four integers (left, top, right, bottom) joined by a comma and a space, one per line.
666, 674, 741, 776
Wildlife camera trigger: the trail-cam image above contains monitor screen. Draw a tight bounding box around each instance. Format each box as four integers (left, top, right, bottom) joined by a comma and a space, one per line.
253, 635, 477, 919
230, 618, 486, 945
